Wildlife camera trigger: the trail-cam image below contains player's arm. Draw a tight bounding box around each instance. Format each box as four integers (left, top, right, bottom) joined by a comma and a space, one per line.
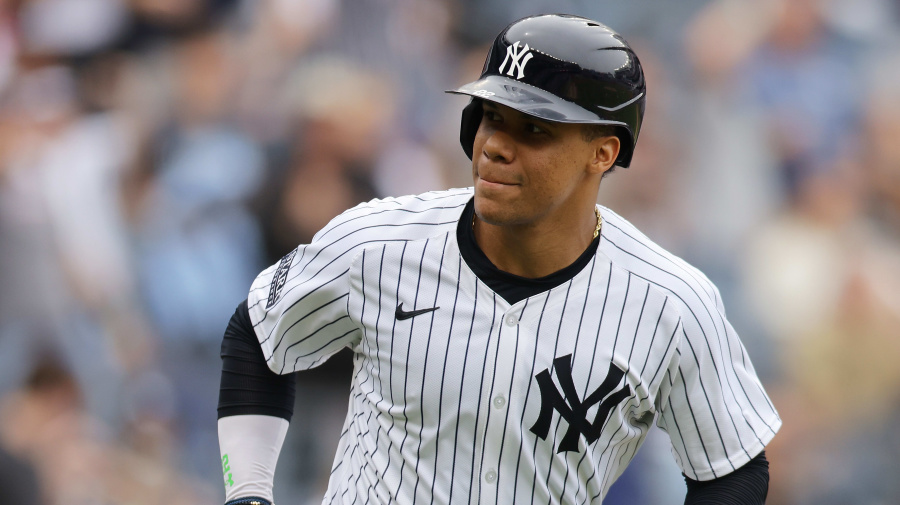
683, 450, 769, 504
219, 202, 379, 503
217, 299, 296, 505
654, 284, 780, 503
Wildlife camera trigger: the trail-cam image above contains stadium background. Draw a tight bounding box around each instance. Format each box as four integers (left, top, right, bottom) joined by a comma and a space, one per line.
0, 0, 898, 503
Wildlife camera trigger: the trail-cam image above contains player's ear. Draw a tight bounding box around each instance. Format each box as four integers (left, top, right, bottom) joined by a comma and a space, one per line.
588, 135, 620, 175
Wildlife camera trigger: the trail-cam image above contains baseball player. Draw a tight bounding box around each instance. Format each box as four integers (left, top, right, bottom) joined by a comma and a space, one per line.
217, 14, 780, 505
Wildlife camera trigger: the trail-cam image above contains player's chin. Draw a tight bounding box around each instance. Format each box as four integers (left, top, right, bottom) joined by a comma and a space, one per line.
473, 191, 522, 226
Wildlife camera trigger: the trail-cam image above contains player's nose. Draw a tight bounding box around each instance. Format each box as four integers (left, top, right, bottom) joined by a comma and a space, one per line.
480, 127, 516, 164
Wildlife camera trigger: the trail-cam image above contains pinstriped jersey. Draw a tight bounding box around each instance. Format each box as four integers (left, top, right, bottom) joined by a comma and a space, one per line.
247, 188, 781, 504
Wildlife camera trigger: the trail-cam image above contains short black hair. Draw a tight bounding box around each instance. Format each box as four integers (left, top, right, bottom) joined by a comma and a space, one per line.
581, 123, 618, 143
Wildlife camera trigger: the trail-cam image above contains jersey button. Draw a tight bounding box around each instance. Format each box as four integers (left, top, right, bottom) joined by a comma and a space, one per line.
493, 395, 506, 409
485, 469, 497, 483
504, 314, 518, 326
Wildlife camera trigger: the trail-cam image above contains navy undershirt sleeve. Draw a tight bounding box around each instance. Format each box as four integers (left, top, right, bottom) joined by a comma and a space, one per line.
684, 451, 769, 504
217, 299, 296, 421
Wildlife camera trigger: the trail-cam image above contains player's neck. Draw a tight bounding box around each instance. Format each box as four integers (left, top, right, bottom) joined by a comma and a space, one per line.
473, 206, 599, 279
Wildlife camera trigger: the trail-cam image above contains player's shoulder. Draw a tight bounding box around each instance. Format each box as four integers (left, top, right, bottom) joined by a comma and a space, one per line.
597, 205, 723, 311
311, 187, 473, 244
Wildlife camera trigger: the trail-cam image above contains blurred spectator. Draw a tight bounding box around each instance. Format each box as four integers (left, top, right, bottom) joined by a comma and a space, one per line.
230, 0, 339, 144
130, 25, 266, 483
0, 357, 217, 505
737, 0, 862, 198
134, 27, 264, 344
741, 118, 900, 505
0, 64, 129, 428
680, 0, 780, 271
259, 55, 393, 257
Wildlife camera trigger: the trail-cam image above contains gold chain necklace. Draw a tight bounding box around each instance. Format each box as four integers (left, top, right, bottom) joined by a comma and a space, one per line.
472, 206, 603, 240
592, 206, 603, 240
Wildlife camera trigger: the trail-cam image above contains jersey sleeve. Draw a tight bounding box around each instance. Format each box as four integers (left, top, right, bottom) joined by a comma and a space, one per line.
246, 190, 472, 375
246, 207, 371, 375
655, 287, 781, 481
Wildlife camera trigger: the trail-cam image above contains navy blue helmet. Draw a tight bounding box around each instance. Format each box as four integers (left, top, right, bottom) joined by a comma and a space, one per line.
448, 14, 646, 168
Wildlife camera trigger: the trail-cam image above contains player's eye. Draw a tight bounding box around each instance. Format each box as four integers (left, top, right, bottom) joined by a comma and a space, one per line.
483, 110, 502, 122
526, 123, 547, 135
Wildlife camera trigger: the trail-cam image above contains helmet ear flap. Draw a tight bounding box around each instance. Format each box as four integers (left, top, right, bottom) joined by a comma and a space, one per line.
459, 98, 483, 160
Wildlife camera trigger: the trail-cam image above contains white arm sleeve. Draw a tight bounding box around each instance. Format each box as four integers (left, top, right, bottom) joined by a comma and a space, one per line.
218, 415, 290, 503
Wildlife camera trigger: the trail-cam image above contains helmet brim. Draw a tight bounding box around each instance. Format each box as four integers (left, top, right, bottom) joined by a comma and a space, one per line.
446, 75, 627, 127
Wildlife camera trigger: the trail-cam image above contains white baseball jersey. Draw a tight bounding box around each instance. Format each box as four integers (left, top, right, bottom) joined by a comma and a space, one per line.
247, 188, 780, 504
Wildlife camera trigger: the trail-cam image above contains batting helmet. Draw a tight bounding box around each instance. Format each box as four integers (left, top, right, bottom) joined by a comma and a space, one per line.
447, 14, 646, 168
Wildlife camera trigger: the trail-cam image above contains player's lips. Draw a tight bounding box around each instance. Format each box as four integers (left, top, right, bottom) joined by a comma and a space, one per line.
477, 176, 518, 187
475, 167, 520, 187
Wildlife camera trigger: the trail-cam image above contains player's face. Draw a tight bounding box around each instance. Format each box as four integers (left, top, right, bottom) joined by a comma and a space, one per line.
472, 102, 613, 229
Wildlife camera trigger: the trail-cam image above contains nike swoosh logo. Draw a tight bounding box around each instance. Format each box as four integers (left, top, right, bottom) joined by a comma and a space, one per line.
395, 303, 439, 321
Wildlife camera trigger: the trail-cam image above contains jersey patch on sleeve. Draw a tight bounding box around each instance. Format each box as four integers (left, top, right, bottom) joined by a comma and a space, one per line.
266, 248, 298, 309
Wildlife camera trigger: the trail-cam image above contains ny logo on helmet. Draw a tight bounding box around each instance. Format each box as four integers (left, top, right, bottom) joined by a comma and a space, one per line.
530, 354, 632, 453
498, 41, 534, 80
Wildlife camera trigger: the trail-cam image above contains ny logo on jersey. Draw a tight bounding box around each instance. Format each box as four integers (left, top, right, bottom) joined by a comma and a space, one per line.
498, 41, 534, 80
530, 354, 632, 453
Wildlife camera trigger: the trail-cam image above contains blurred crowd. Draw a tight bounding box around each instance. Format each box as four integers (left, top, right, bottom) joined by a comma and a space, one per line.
0, 0, 898, 504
